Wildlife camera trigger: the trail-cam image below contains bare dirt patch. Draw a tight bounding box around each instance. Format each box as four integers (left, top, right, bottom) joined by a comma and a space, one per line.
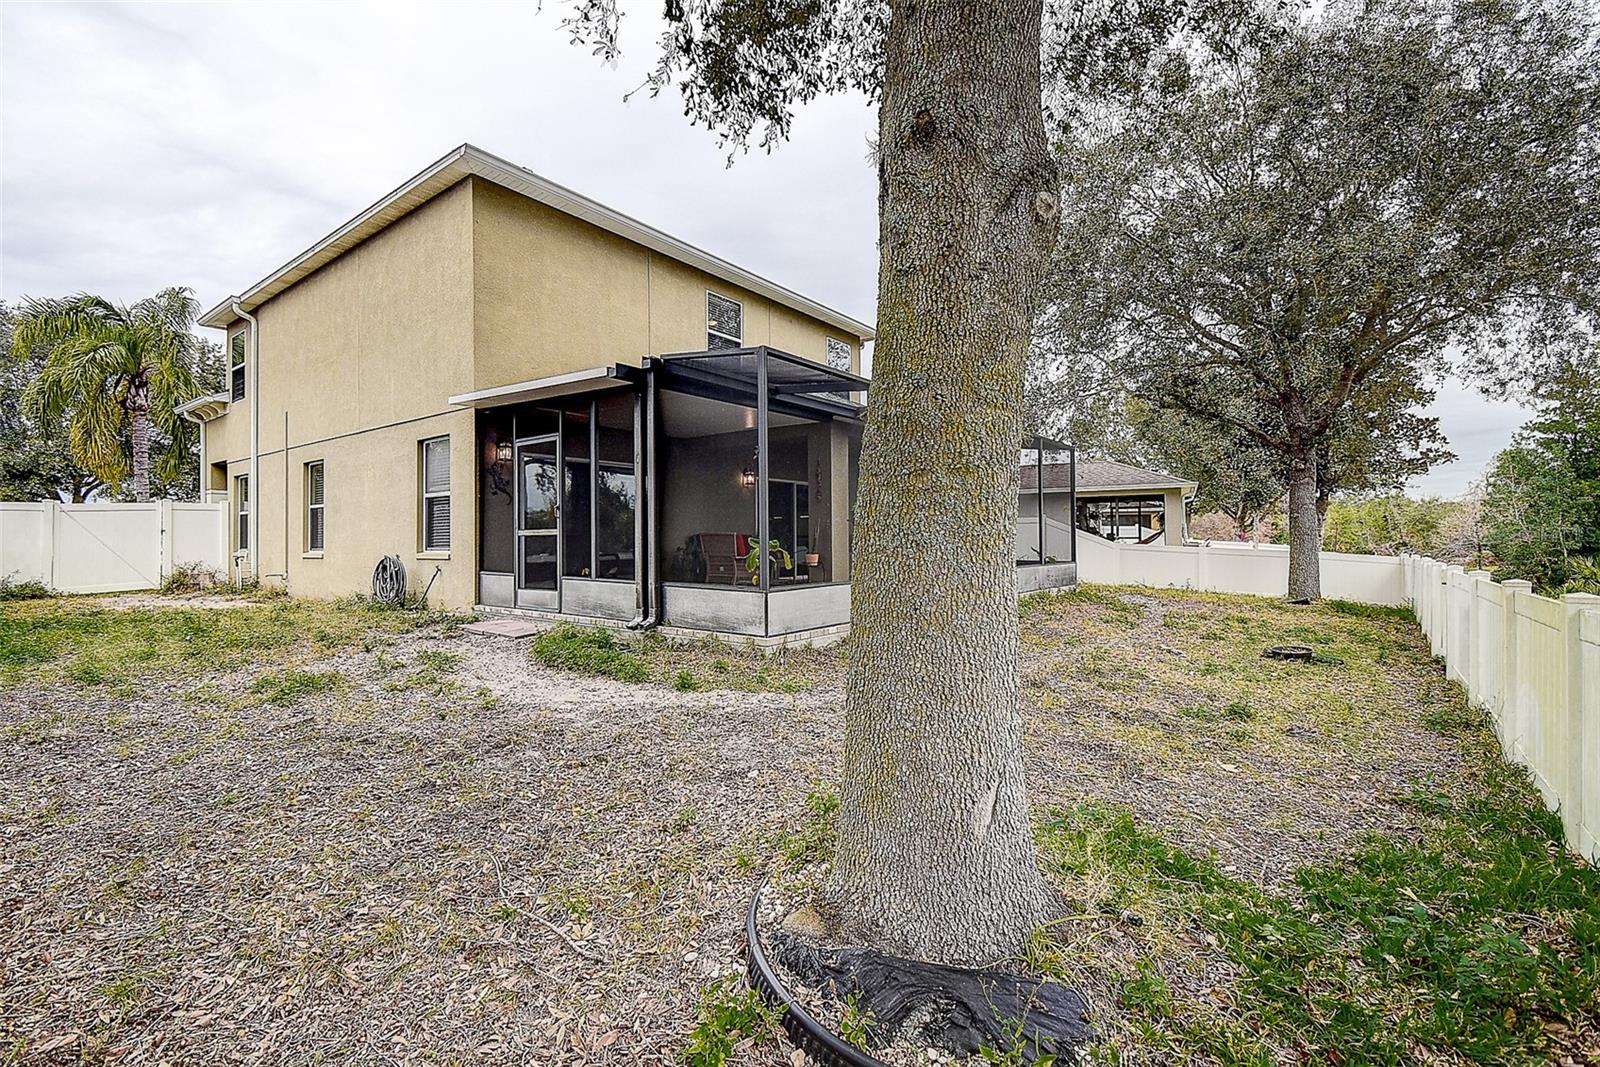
0, 587, 1511, 1065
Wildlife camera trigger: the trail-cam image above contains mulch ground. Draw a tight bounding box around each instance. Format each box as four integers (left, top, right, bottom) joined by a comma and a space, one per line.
0, 586, 1478, 1065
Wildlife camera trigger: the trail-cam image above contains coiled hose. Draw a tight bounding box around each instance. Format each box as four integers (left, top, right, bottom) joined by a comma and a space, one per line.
371, 555, 407, 606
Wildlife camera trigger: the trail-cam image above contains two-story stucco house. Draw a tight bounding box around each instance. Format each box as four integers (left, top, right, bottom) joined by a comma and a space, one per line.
183, 144, 1076, 645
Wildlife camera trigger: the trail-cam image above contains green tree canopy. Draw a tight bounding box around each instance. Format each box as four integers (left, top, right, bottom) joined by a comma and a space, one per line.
1039, 0, 1600, 598
1481, 333, 1600, 588
10, 288, 204, 503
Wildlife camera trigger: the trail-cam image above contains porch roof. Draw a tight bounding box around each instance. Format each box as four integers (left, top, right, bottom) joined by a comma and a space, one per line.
446, 364, 641, 408
658, 346, 868, 421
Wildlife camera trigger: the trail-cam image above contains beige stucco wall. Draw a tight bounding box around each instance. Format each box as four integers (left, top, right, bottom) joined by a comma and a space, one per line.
200, 175, 867, 610
469, 179, 866, 384
206, 181, 477, 606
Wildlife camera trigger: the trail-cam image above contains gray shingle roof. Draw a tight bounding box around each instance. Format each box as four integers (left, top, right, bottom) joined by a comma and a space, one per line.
1020, 459, 1195, 492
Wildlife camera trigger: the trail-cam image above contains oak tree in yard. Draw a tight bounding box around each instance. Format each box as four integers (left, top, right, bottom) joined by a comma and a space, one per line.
1040, 0, 1600, 600
568, 0, 1266, 965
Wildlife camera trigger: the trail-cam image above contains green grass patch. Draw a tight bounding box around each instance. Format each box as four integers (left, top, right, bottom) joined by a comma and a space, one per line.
773, 789, 839, 867
249, 668, 344, 706
0, 597, 466, 689
530, 625, 649, 683
1034, 751, 1600, 1066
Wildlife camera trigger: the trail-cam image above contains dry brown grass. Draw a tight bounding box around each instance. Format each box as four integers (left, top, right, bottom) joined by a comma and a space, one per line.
1, 585, 1519, 1065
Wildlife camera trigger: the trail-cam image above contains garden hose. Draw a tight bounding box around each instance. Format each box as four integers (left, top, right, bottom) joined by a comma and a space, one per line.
371, 555, 407, 606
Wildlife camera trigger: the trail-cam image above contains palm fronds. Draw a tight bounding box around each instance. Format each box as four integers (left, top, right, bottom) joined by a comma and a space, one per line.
9, 287, 206, 500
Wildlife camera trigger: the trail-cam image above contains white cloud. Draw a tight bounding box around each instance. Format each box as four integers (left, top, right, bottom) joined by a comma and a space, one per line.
1, 1, 1526, 493
2, 0, 879, 324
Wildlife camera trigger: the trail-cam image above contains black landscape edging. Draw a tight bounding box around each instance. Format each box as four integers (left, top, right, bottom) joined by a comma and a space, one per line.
744, 882, 890, 1067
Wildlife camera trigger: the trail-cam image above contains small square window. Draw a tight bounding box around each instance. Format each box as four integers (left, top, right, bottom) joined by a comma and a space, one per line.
826, 337, 852, 372
421, 436, 451, 552
305, 461, 325, 553
707, 292, 743, 351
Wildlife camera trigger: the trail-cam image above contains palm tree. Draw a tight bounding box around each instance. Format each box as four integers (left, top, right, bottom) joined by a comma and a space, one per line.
10, 287, 202, 502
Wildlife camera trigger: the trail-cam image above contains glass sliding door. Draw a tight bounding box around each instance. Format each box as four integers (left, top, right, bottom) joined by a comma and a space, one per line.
516, 436, 560, 609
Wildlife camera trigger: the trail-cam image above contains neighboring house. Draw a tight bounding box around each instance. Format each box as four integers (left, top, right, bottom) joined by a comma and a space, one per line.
184, 144, 1076, 645
1020, 458, 1196, 547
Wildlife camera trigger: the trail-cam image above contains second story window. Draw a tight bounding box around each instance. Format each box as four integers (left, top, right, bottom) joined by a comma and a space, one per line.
707, 292, 743, 351
230, 332, 246, 402
827, 337, 852, 373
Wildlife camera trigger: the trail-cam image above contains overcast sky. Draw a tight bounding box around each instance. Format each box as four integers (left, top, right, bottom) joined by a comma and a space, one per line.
2, 1, 1527, 498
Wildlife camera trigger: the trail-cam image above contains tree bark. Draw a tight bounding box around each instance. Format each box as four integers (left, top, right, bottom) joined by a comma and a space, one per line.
1286, 452, 1322, 600
128, 378, 151, 503
826, 0, 1061, 965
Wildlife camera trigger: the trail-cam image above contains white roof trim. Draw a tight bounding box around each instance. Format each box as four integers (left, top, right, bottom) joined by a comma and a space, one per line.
201, 144, 876, 341
447, 365, 632, 409
176, 392, 231, 423
1061, 482, 1200, 495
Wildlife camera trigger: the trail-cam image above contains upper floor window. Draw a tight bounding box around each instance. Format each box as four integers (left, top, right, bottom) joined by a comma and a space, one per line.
826, 337, 852, 373
707, 292, 743, 351
305, 461, 325, 553
230, 332, 246, 402
421, 436, 451, 552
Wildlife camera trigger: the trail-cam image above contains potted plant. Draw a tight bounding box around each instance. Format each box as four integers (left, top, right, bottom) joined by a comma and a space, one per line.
804, 551, 821, 568
744, 538, 793, 585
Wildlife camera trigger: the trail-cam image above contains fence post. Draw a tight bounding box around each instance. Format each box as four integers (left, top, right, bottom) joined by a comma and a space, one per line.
1562, 594, 1599, 858
1466, 569, 1490, 707
1196, 540, 1211, 592
1432, 562, 1448, 657
45, 502, 59, 590
1502, 580, 1533, 762
158, 499, 173, 583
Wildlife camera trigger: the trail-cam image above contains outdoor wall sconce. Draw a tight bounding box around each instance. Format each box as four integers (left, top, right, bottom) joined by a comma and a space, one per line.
742, 448, 758, 487
742, 465, 757, 487
496, 441, 513, 464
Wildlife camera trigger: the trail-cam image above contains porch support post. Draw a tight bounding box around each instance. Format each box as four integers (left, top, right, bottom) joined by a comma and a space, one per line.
1068, 446, 1077, 564
757, 347, 771, 593
589, 398, 599, 578
1035, 435, 1044, 564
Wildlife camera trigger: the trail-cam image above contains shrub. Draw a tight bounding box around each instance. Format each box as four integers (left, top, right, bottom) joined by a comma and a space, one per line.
0, 576, 53, 602
160, 561, 223, 595
683, 978, 784, 1067
530, 625, 649, 683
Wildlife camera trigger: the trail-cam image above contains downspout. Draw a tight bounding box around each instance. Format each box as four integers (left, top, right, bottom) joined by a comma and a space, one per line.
628, 360, 661, 630
232, 300, 260, 581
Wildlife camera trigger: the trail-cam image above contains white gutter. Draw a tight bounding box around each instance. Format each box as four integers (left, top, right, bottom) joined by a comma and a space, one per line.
231, 299, 260, 581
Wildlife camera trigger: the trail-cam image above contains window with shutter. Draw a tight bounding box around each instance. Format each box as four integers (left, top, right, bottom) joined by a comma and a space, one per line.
305, 461, 325, 553
230, 332, 246, 402
706, 292, 743, 351
421, 437, 451, 552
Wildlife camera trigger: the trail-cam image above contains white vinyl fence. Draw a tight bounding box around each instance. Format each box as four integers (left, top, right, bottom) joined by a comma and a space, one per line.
1404, 555, 1599, 862
1066, 532, 1407, 606
1, 501, 229, 594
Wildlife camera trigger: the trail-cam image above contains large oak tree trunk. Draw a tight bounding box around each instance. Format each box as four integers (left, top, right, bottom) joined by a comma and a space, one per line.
826, 0, 1061, 965
128, 380, 152, 503
1286, 453, 1322, 600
